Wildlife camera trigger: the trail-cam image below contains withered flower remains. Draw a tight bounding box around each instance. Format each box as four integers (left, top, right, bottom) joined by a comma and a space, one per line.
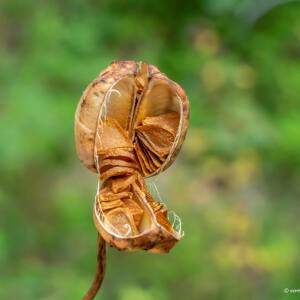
75, 60, 189, 299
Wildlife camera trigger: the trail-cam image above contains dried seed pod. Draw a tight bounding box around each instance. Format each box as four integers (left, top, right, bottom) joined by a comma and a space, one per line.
75, 60, 189, 300
75, 60, 189, 175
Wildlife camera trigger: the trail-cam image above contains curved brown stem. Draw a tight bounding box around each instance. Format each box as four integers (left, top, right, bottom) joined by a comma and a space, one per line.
82, 234, 106, 300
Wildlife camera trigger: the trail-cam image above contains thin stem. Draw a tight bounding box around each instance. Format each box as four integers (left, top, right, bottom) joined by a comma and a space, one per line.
82, 234, 106, 300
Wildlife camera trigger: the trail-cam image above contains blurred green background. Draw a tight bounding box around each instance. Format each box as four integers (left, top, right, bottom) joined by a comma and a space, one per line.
1, 0, 300, 299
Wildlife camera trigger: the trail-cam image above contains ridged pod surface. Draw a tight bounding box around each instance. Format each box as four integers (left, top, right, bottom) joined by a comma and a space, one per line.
75, 60, 189, 299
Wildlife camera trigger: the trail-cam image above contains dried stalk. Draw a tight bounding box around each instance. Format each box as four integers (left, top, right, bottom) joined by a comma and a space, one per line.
82, 234, 106, 300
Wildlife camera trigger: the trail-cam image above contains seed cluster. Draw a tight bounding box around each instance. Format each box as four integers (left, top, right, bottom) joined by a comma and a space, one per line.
75, 61, 189, 299
95, 111, 179, 237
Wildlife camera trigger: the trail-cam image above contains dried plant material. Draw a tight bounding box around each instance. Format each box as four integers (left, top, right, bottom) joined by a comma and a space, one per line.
75, 60, 189, 299
122, 198, 144, 228
99, 158, 139, 173
145, 147, 163, 168
99, 148, 136, 162
143, 148, 157, 172
134, 138, 153, 174
136, 125, 175, 157
96, 119, 132, 154
105, 207, 139, 236
100, 166, 137, 181
136, 139, 158, 172
145, 192, 172, 232
82, 234, 106, 300
100, 76, 136, 130
99, 191, 133, 201
111, 174, 137, 193
100, 199, 124, 212
141, 112, 180, 135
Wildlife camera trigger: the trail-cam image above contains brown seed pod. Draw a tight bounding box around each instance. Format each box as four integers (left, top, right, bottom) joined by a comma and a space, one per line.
75, 60, 189, 300
75, 60, 189, 174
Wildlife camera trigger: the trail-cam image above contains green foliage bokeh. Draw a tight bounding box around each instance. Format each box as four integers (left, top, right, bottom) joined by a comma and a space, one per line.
0, 1, 300, 299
